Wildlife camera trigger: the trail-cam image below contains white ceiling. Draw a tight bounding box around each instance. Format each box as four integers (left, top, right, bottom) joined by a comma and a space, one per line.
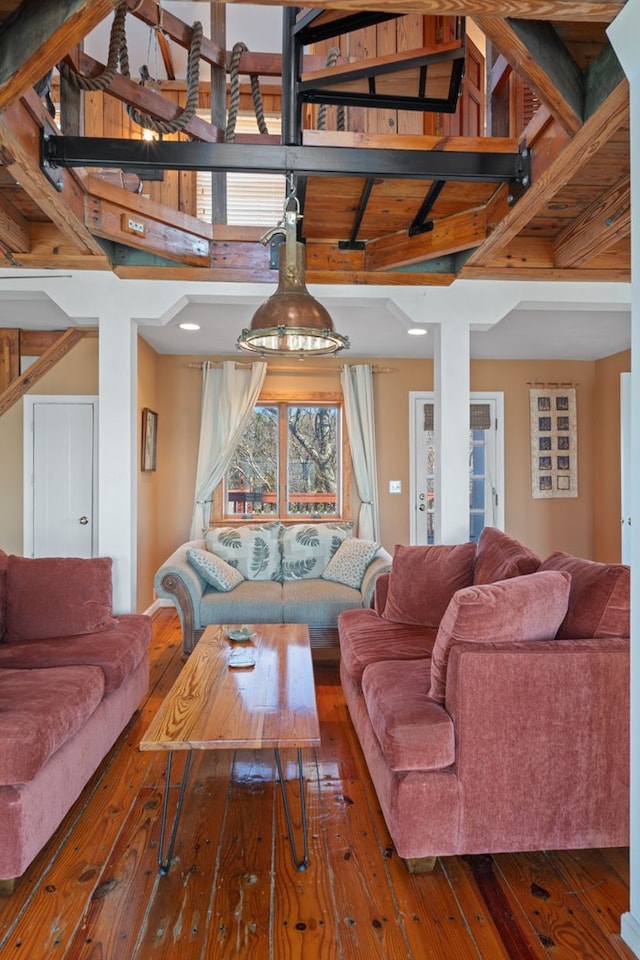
0, 272, 631, 361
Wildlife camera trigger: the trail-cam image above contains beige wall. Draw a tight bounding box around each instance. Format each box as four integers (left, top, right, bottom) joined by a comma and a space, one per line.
137, 337, 160, 612
0, 339, 98, 556
141, 350, 627, 587
2, 340, 625, 608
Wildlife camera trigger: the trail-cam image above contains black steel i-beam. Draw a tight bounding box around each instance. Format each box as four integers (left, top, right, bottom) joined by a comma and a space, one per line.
41, 134, 532, 188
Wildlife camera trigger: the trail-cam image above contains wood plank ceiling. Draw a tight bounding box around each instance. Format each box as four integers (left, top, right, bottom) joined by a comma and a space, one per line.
0, 0, 630, 286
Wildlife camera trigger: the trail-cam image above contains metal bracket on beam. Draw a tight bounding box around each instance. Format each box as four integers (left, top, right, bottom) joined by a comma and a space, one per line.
507, 144, 532, 205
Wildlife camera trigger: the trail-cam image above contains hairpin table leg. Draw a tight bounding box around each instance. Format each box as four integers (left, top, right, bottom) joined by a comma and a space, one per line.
274, 748, 309, 871
157, 750, 193, 875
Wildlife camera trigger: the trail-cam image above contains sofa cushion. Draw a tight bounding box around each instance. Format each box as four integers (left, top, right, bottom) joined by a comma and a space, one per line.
205, 523, 282, 582
0, 665, 106, 785
539, 551, 630, 639
362, 659, 455, 772
0, 549, 7, 640
200, 579, 284, 625
4, 556, 118, 642
473, 526, 540, 585
282, 578, 363, 625
428, 570, 571, 704
382, 542, 476, 628
187, 547, 244, 591
281, 522, 353, 580
0, 614, 151, 694
339, 607, 437, 686
321, 538, 379, 589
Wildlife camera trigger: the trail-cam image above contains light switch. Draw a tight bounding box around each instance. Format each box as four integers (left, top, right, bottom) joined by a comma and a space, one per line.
389, 480, 402, 493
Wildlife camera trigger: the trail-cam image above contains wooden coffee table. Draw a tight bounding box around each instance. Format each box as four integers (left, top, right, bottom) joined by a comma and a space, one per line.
140, 623, 320, 874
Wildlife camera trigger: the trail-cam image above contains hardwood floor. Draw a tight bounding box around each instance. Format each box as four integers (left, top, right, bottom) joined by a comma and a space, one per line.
0, 608, 634, 960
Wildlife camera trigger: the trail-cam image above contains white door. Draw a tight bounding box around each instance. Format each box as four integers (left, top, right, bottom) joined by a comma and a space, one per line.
24, 396, 98, 557
410, 392, 504, 544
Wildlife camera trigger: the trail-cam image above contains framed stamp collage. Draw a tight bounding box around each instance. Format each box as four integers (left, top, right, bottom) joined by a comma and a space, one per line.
529, 387, 577, 499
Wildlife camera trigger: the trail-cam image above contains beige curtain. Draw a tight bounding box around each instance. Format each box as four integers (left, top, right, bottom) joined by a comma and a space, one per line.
341, 364, 380, 541
189, 360, 267, 538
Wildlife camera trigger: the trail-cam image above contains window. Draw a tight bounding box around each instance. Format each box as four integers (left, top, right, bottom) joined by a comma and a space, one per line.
220, 398, 349, 520
196, 113, 285, 225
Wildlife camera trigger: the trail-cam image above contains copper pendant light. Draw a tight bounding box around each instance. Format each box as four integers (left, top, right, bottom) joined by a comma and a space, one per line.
237, 188, 349, 357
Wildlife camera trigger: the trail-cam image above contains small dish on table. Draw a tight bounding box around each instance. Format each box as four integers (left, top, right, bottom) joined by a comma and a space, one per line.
226, 626, 256, 642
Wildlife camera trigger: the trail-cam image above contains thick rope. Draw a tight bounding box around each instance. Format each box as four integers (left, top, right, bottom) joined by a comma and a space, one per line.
59, 2, 204, 136
316, 48, 345, 132
58, 3, 128, 93
124, 21, 203, 135
225, 41, 268, 141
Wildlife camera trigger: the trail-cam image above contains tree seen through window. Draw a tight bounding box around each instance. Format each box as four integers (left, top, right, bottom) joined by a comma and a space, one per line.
225, 404, 340, 518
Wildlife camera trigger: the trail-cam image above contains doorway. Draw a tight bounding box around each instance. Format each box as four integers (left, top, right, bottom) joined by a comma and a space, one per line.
23, 396, 98, 557
410, 392, 504, 544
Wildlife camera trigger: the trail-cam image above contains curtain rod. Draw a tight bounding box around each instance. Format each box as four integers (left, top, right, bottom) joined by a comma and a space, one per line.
185, 361, 397, 374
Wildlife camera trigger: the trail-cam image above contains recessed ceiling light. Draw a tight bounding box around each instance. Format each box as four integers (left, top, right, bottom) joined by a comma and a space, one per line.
407, 327, 428, 336
179, 322, 200, 331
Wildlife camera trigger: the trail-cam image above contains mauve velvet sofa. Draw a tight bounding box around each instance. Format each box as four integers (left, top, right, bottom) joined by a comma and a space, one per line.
338, 527, 630, 869
0, 550, 151, 889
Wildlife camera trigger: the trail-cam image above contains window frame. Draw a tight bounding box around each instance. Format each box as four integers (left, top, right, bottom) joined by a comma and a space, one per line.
212, 391, 352, 524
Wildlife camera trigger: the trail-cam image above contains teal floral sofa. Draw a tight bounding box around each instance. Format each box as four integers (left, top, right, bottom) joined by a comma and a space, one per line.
155, 522, 392, 657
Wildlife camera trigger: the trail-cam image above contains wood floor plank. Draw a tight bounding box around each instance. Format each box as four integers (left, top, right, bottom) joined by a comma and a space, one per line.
271, 751, 340, 960
201, 753, 276, 959
319, 777, 412, 960
442, 854, 540, 960
62, 785, 164, 960
130, 751, 234, 959
545, 849, 633, 960
493, 849, 627, 959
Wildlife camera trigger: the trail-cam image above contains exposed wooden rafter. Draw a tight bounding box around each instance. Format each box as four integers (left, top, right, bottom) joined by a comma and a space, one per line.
0, 327, 98, 417
461, 78, 629, 272
0, 89, 108, 261
0, 0, 120, 111
208, 0, 625, 23
472, 16, 584, 133
554, 177, 630, 267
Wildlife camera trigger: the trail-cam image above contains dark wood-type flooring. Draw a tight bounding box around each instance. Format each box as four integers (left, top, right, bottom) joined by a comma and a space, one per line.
0, 609, 634, 959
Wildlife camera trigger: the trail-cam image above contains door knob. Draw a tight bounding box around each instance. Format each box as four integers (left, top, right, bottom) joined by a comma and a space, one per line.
418, 504, 426, 512
79, 516, 89, 525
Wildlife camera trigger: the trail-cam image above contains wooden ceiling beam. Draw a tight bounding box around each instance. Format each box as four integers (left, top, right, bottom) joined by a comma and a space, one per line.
554, 177, 630, 267
461, 78, 629, 270
0, 193, 29, 253
0, 0, 119, 110
12, 224, 109, 269
85, 195, 211, 267
0, 90, 107, 259
472, 17, 584, 133
127, 0, 225, 69
207, 0, 624, 24
0, 328, 97, 418
67, 50, 221, 141
365, 208, 487, 271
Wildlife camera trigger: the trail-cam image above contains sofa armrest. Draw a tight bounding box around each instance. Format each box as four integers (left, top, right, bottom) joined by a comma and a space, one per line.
360, 548, 393, 608
154, 540, 207, 655
443, 637, 630, 847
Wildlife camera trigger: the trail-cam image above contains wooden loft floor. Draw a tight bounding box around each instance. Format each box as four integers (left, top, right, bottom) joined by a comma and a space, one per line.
0, 609, 633, 960
0, 0, 631, 286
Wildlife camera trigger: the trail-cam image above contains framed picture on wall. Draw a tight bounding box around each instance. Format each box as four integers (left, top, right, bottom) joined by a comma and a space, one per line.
141, 408, 158, 471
